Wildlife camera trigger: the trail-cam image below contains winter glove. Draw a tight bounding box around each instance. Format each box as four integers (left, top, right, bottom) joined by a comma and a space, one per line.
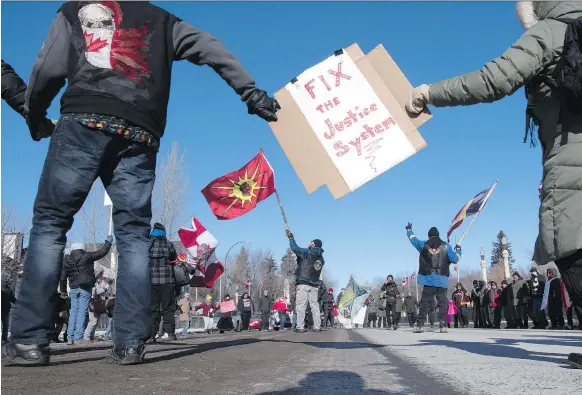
405, 84, 431, 114
27, 117, 56, 141
406, 222, 412, 231
106, 235, 113, 244
455, 244, 461, 252
246, 89, 281, 122
286, 229, 294, 240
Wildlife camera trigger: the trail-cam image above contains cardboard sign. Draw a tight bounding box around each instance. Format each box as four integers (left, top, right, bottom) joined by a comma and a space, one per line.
269, 43, 431, 199
219, 300, 236, 313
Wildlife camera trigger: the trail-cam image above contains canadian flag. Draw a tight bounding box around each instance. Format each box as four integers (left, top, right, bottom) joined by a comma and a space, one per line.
178, 217, 223, 288
410, 272, 417, 280
402, 277, 409, 286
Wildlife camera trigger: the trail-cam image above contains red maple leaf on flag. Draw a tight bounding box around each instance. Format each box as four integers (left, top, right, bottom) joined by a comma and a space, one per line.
83, 32, 109, 53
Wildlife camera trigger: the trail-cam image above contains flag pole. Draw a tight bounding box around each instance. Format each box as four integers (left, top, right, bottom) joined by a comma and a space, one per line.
457, 180, 499, 246
274, 189, 290, 231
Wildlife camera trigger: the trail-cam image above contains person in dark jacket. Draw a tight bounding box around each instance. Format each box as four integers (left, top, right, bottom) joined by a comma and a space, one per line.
451, 283, 469, 328
471, 280, 483, 328
286, 230, 325, 333
407, 223, 462, 333
480, 281, 492, 328
1, 60, 54, 140
53, 292, 69, 343
321, 288, 335, 329
60, 238, 112, 345
258, 290, 272, 331
510, 271, 529, 328
237, 292, 254, 331
1, 271, 17, 343
3, 2, 279, 366
381, 275, 401, 330
403, 291, 419, 328
528, 267, 548, 329
490, 281, 502, 329
317, 282, 327, 312
149, 223, 178, 342
498, 280, 514, 328
546, 269, 565, 329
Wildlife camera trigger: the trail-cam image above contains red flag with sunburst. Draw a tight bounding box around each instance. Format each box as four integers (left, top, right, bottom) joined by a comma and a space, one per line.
202, 150, 276, 220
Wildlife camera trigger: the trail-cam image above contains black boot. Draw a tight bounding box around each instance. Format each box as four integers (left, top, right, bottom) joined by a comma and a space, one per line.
107, 344, 145, 365
1, 341, 50, 366
568, 353, 582, 369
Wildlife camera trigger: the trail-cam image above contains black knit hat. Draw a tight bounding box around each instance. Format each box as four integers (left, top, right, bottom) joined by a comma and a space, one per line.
428, 227, 439, 238
153, 223, 165, 231
512, 271, 520, 278
501, 280, 508, 286
312, 239, 323, 248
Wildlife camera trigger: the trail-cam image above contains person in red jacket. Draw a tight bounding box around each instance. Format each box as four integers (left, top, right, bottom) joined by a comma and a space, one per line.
272, 296, 289, 331
195, 295, 217, 334
490, 281, 502, 329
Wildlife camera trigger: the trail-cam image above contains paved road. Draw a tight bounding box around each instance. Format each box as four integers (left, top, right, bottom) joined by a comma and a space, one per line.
1, 328, 580, 395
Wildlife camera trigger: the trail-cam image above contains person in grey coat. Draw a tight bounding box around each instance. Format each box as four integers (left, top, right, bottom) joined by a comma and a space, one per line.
405, 1, 581, 368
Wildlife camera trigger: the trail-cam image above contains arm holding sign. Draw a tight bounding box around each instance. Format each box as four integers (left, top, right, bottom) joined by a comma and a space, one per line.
405, 21, 555, 113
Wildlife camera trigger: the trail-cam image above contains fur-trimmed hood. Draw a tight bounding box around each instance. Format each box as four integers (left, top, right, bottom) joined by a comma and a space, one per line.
517, 1, 582, 29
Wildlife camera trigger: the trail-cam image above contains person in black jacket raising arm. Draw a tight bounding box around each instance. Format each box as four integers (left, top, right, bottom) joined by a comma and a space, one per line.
60, 238, 112, 345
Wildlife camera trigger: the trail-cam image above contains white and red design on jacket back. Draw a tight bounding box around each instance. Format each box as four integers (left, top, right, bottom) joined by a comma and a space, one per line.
78, 1, 150, 83
178, 217, 224, 288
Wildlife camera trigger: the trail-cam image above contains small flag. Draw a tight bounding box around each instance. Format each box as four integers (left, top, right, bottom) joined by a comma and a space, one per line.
201, 150, 276, 220
402, 277, 409, 286
447, 182, 497, 241
178, 217, 223, 288
410, 272, 417, 280
104, 190, 112, 206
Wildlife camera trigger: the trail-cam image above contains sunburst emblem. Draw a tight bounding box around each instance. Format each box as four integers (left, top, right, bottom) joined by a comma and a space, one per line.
211, 165, 270, 215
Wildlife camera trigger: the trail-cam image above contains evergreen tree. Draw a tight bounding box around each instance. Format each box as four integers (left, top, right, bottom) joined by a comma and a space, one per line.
490, 230, 515, 272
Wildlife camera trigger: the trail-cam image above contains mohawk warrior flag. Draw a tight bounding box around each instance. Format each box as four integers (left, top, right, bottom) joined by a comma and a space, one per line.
178, 217, 223, 288
202, 150, 276, 220
410, 272, 417, 280
447, 181, 498, 241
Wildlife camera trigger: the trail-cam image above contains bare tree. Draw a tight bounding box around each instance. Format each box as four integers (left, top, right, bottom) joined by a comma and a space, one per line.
1, 206, 30, 285
152, 141, 189, 240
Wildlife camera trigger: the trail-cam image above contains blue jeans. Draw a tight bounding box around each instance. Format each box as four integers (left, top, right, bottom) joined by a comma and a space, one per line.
182, 320, 189, 335
106, 316, 113, 340
279, 312, 286, 330
67, 287, 91, 341
9, 116, 156, 347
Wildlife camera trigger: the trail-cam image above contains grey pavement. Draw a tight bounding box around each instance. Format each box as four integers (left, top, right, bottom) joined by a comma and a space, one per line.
1, 327, 580, 395
357, 326, 582, 395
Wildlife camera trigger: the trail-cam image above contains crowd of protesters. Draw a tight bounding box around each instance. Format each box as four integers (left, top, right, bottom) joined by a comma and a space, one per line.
363, 269, 580, 331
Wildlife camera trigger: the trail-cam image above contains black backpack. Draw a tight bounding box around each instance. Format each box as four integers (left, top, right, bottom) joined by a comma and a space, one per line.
524, 17, 582, 145
552, 17, 582, 113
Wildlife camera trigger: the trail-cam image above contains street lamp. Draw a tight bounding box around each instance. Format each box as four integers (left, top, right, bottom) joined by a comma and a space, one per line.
501, 236, 510, 280
480, 247, 487, 283
220, 240, 250, 301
